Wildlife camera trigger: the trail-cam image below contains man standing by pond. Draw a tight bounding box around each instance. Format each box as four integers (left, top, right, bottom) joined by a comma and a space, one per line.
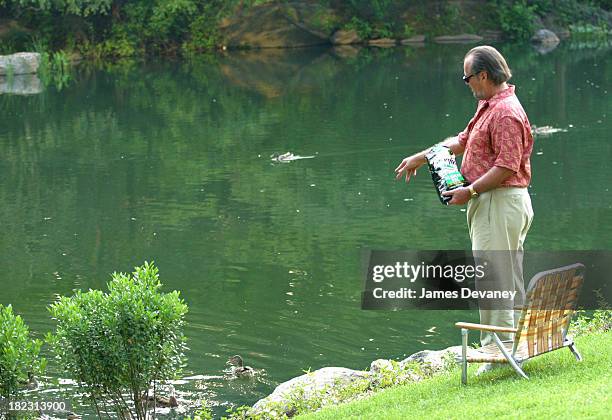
394, 46, 534, 366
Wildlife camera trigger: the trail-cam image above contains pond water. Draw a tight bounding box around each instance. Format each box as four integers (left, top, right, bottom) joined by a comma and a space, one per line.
0, 41, 611, 417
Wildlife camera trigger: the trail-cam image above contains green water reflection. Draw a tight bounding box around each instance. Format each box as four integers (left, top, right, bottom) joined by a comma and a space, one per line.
0, 42, 611, 415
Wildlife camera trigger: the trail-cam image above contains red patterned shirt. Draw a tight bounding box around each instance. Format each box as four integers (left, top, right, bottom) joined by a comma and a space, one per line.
457, 85, 533, 187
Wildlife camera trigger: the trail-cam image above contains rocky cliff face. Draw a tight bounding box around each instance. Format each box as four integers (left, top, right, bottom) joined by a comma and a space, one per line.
219, 1, 339, 49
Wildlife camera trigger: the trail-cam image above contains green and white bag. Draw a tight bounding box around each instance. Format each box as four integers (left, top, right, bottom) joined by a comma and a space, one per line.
425, 145, 468, 205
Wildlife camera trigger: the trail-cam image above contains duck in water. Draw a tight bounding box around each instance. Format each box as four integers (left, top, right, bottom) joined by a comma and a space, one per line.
226, 355, 256, 378
145, 385, 178, 408
18, 372, 38, 390
531, 125, 567, 136
270, 152, 315, 163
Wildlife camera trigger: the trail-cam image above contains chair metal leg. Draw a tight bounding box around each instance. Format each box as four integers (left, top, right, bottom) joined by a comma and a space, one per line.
461, 328, 468, 385
492, 333, 528, 379
568, 343, 582, 361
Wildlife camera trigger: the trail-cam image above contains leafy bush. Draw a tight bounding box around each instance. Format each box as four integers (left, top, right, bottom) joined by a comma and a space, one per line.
347, 0, 394, 21
344, 16, 373, 39
569, 22, 610, 38
188, 402, 214, 420
420, 1, 474, 36
373, 22, 394, 38
530, 0, 555, 15
309, 6, 342, 35
182, 5, 222, 55
0, 305, 46, 398
402, 23, 415, 38
47, 262, 188, 419
343, 0, 407, 39
570, 309, 612, 335
91, 34, 141, 59
571, 290, 612, 336
497, 0, 537, 41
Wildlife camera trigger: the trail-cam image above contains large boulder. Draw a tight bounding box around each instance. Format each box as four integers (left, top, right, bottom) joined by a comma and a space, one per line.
249, 367, 369, 417
0, 74, 42, 95
433, 34, 483, 43
220, 1, 338, 49
531, 29, 560, 45
481, 30, 503, 41
368, 38, 397, 47
0, 53, 41, 76
331, 29, 361, 45
400, 35, 426, 44
401, 345, 481, 370
531, 29, 560, 54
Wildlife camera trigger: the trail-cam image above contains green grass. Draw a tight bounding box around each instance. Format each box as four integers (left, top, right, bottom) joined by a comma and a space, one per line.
297, 331, 612, 420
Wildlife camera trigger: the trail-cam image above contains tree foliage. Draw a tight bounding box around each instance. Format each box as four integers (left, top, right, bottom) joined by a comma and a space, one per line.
1, 0, 113, 16
0, 1, 610, 57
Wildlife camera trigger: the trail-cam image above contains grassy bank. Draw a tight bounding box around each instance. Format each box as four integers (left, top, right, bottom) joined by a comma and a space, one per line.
297, 330, 612, 419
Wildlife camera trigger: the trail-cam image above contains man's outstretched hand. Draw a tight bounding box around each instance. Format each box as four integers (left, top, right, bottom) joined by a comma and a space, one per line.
395, 156, 423, 183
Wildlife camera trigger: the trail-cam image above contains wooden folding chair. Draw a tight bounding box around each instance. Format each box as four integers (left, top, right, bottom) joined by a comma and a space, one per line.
455, 263, 585, 384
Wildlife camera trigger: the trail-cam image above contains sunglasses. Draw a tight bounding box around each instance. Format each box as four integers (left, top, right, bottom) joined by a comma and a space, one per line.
462, 74, 476, 84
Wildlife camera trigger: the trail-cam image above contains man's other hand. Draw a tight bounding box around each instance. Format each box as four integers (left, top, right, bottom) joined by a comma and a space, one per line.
442, 187, 471, 205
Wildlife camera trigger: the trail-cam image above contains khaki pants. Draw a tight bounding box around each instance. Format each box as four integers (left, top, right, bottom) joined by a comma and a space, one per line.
466, 187, 534, 346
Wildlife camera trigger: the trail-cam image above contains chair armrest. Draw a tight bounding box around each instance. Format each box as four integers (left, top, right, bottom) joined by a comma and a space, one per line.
455, 322, 518, 333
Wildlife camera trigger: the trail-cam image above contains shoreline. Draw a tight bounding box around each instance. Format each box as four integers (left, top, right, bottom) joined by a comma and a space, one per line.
1, 1, 611, 59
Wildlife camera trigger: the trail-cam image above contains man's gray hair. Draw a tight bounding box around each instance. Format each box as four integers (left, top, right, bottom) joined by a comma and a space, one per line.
465, 46, 512, 85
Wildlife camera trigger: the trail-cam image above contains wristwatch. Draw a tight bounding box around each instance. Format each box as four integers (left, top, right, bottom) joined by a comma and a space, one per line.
468, 185, 479, 199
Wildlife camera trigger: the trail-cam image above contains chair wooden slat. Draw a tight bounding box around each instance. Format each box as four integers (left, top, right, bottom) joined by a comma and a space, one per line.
537, 325, 546, 353
552, 320, 561, 348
